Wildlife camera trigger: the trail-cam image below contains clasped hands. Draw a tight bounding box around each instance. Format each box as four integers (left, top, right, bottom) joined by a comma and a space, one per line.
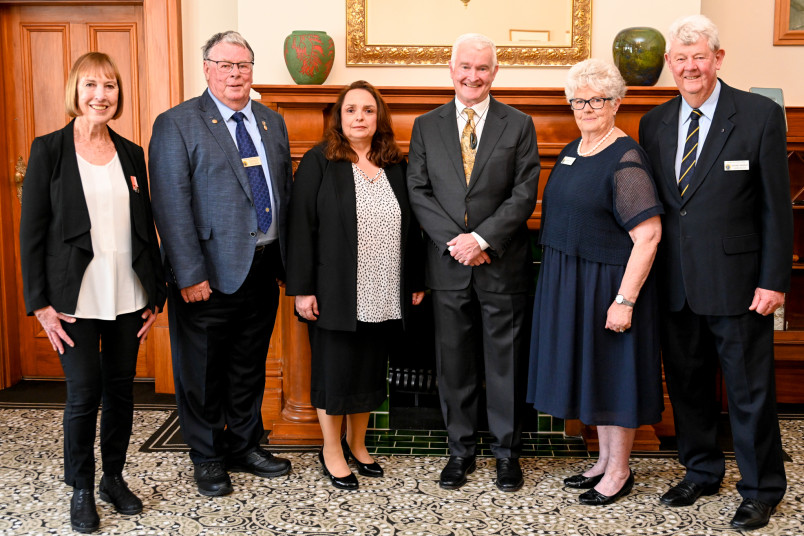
448, 233, 490, 266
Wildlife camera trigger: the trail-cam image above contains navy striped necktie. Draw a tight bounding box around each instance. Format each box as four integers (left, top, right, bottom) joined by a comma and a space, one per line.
232, 112, 272, 232
678, 108, 702, 197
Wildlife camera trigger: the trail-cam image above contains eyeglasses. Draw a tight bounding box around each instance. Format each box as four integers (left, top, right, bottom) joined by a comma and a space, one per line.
205, 59, 254, 74
569, 97, 613, 110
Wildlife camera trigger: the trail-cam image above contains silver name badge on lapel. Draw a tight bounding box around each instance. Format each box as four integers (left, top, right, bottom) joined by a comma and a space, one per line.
561, 156, 576, 165
242, 156, 262, 168
724, 160, 749, 171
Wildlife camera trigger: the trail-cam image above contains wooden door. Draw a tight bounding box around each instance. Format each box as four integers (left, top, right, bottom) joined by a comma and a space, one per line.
0, 1, 182, 382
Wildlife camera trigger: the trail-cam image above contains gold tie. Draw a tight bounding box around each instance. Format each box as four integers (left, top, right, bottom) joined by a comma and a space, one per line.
461, 108, 476, 184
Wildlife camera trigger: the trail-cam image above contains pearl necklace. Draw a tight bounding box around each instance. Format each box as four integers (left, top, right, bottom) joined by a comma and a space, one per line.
577, 125, 616, 157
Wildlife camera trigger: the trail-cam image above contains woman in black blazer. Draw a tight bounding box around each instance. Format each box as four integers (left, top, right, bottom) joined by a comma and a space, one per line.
19, 52, 165, 533
286, 81, 425, 490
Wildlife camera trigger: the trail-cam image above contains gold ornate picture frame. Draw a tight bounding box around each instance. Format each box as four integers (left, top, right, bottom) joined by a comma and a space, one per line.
345, 0, 591, 66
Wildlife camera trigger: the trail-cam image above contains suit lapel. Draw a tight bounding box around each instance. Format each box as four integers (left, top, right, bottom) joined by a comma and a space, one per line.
385, 162, 409, 239
252, 103, 284, 210
436, 101, 467, 189
331, 160, 358, 259
110, 128, 146, 262
198, 90, 254, 203
60, 121, 92, 253
468, 97, 506, 190
658, 96, 682, 202
682, 83, 736, 204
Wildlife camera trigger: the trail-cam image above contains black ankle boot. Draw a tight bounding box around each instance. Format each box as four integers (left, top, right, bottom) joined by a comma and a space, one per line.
98, 474, 143, 515
70, 488, 100, 533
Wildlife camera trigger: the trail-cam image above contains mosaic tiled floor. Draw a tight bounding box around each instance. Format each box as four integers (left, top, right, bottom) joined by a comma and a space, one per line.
2, 407, 804, 535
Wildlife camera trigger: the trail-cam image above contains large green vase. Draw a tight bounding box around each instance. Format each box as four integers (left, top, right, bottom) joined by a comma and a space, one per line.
612, 27, 666, 86
283, 30, 335, 85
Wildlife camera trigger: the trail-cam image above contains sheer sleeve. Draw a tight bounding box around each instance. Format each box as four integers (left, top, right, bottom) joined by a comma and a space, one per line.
613, 147, 664, 230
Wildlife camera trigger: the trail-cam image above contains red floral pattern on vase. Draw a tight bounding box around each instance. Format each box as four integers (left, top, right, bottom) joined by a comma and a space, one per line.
283, 31, 335, 85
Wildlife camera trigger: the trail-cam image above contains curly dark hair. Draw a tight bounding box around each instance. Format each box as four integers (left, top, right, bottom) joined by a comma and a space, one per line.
323, 80, 403, 167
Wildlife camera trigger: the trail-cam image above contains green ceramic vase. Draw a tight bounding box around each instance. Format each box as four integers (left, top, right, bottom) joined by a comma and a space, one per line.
283, 30, 335, 85
612, 27, 666, 86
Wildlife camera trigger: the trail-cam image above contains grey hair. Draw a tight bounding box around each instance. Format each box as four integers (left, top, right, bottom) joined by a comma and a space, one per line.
667, 14, 720, 53
564, 58, 627, 101
202, 31, 254, 62
450, 33, 498, 68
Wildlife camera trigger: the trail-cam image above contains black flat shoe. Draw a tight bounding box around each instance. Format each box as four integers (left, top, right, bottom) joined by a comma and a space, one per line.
98, 473, 143, 515
730, 498, 775, 530
564, 472, 604, 489
341, 437, 383, 477
495, 458, 524, 492
70, 488, 100, 533
578, 470, 634, 505
319, 449, 358, 490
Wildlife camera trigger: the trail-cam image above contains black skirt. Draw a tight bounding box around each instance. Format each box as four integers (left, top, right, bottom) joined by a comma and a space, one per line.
309, 320, 402, 415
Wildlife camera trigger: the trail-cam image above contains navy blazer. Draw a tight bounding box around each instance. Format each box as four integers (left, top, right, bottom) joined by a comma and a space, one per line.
285, 145, 425, 332
407, 96, 541, 293
149, 90, 293, 294
20, 120, 166, 316
639, 81, 793, 315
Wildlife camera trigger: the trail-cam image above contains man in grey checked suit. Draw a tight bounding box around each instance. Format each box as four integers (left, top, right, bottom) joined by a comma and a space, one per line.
150, 31, 292, 496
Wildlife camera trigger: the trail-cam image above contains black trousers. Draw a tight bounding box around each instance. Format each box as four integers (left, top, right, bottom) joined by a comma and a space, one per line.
168, 244, 281, 464
661, 303, 787, 505
59, 309, 143, 489
431, 285, 527, 459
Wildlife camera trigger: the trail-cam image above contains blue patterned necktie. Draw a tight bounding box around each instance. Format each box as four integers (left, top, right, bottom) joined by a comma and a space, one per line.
678, 108, 702, 197
232, 111, 272, 232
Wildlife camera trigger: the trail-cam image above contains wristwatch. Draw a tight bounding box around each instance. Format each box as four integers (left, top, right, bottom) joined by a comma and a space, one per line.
615, 294, 635, 307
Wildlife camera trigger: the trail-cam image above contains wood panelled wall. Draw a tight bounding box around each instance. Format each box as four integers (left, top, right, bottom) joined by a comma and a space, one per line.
251, 85, 804, 446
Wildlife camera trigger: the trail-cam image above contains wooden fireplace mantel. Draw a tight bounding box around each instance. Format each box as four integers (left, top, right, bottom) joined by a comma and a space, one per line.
253, 85, 683, 447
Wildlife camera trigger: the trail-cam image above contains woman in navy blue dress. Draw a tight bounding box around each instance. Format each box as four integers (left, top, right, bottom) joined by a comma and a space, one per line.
527, 59, 663, 505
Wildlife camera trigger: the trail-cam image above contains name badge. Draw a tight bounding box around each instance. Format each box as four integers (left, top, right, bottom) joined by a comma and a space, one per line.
561, 156, 576, 165
724, 160, 749, 171
242, 156, 262, 168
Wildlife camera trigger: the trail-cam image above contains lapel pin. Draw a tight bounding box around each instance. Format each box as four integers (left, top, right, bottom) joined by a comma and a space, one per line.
262, 120, 268, 131
211, 119, 218, 124
130, 175, 140, 193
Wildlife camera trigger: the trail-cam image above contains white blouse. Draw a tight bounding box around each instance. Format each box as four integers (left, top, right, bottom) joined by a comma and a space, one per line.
353, 164, 402, 323
73, 152, 147, 319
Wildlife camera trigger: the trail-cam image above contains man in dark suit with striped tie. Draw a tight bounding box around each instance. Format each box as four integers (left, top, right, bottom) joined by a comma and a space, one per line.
639, 15, 792, 530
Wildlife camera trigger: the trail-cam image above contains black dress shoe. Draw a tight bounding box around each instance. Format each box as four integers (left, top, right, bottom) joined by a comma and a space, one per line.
193, 461, 233, 497
730, 498, 775, 530
564, 472, 604, 489
341, 437, 383, 477
319, 449, 358, 490
228, 447, 292, 478
98, 473, 143, 515
439, 455, 476, 490
660, 480, 719, 507
578, 470, 634, 505
495, 458, 524, 492
70, 488, 100, 533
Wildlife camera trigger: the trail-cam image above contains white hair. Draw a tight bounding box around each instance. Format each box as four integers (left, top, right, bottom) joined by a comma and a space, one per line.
564, 58, 627, 101
450, 33, 498, 67
667, 14, 720, 53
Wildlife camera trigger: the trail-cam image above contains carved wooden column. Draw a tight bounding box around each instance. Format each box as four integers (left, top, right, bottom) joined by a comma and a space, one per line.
266, 291, 323, 444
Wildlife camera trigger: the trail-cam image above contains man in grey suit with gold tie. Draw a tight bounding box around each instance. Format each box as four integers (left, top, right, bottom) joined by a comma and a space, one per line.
150, 31, 292, 496
407, 33, 540, 492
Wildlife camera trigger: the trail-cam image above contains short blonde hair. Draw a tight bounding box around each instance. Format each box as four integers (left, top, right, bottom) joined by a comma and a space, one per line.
667, 14, 720, 53
564, 58, 627, 101
65, 52, 124, 120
